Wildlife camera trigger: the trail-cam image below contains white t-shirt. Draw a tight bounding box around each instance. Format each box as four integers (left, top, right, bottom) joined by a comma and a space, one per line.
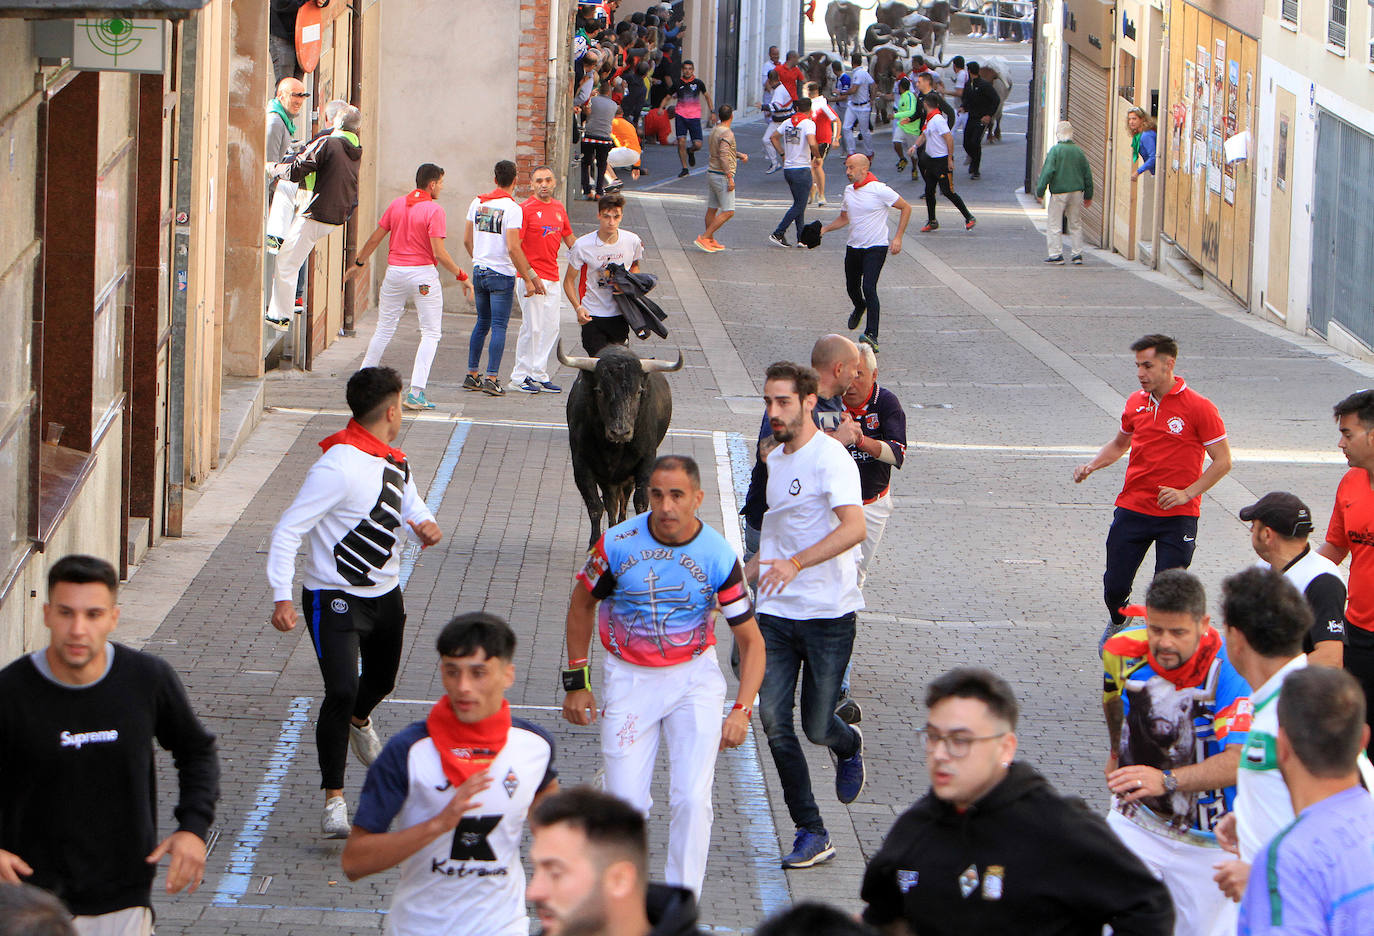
848, 67, 875, 107
779, 117, 816, 169
842, 180, 901, 248
811, 95, 839, 125
922, 111, 952, 157
568, 229, 644, 318
757, 431, 865, 619
466, 196, 524, 277
951, 69, 969, 94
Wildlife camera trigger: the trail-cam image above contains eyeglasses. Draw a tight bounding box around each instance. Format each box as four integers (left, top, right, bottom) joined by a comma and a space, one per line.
289, 92, 310, 99
922, 727, 1006, 758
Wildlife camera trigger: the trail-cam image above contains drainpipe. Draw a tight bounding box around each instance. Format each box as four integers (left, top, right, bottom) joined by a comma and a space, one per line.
1151, 2, 1169, 270
165, 12, 198, 538
1025, 1, 1041, 192
341, 3, 363, 337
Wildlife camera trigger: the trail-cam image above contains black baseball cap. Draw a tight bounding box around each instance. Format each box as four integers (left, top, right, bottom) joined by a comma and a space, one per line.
1239, 492, 1314, 538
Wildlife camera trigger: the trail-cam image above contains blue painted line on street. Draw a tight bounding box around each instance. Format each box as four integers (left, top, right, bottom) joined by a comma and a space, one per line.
212, 696, 314, 905
399, 422, 471, 589
715, 430, 790, 915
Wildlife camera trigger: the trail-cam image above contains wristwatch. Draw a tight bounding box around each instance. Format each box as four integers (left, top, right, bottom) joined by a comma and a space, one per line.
354, 258, 365, 267
1161, 769, 1178, 793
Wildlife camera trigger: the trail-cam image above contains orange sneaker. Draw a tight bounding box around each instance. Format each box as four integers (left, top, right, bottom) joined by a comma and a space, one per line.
694, 235, 720, 252
705, 237, 726, 251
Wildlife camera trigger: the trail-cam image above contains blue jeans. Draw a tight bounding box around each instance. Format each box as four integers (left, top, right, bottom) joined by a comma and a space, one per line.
469, 267, 515, 375
774, 167, 812, 239
757, 611, 860, 833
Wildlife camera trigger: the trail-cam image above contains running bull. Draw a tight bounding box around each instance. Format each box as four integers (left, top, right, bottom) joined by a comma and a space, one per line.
560, 341, 684, 548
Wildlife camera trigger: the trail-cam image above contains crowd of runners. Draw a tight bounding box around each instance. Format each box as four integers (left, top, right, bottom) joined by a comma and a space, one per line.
4, 7, 1374, 936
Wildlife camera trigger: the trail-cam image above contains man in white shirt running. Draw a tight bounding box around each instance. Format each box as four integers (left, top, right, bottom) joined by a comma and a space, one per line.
350, 163, 474, 412
768, 98, 818, 249
819, 154, 912, 353
837, 53, 876, 159
563, 192, 644, 356
910, 93, 975, 233
747, 361, 867, 871
267, 367, 442, 836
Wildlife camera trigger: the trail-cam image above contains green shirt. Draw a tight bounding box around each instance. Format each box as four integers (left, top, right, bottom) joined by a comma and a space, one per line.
1035, 140, 1094, 200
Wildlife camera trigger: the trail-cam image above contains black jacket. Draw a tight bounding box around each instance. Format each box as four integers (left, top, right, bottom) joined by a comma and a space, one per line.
647, 883, 705, 936
964, 76, 1001, 122
605, 263, 668, 340
860, 762, 1174, 936
288, 131, 362, 226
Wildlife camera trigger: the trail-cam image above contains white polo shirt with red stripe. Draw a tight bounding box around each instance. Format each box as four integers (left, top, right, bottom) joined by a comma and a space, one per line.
1115, 377, 1226, 518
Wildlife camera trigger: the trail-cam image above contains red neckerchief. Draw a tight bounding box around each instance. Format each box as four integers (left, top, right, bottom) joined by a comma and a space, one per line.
790, 112, 811, 127
427, 698, 512, 786
1104, 625, 1222, 689
477, 188, 513, 203
853, 172, 880, 188
404, 188, 432, 207
845, 382, 879, 419
319, 419, 407, 463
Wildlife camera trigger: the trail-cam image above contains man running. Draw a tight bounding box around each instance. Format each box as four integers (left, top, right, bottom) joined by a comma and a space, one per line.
838, 53, 875, 159
564, 192, 644, 356
664, 60, 713, 178
267, 366, 442, 836
911, 93, 975, 233
561, 455, 765, 896
768, 98, 818, 249
819, 154, 911, 353
351, 163, 473, 412
761, 69, 794, 174
805, 82, 840, 206
1074, 334, 1231, 645
697, 104, 747, 252
510, 166, 575, 394
342, 613, 558, 936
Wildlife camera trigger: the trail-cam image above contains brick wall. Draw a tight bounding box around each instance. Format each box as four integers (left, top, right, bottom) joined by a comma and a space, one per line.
515, 0, 551, 195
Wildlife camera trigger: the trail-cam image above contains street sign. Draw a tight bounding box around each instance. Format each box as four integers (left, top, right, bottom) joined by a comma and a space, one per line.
71, 17, 166, 73
296, 3, 322, 74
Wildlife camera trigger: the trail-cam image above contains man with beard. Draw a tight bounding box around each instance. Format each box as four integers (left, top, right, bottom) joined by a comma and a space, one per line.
1101, 569, 1252, 936
527, 787, 705, 936
747, 361, 867, 870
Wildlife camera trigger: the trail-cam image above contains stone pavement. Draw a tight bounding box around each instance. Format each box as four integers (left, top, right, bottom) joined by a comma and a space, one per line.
115, 37, 1374, 934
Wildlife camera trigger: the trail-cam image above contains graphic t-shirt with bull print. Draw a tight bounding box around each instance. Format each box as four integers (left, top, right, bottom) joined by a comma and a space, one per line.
1102, 626, 1252, 838
568, 229, 643, 318
577, 512, 753, 667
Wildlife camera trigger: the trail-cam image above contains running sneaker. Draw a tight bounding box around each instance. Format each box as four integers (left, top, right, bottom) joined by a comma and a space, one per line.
704, 237, 726, 251
835, 693, 863, 725
965, 216, 977, 231
688, 149, 696, 167
859, 333, 880, 354
322, 796, 349, 838
678, 168, 690, 178
768, 232, 791, 248
921, 220, 940, 233
847, 307, 865, 330
780, 829, 836, 869
537, 380, 563, 393
266, 235, 283, 254
817, 199, 827, 207
896, 158, 907, 171
463, 374, 483, 392
1044, 255, 1065, 264
1071, 254, 1084, 265
402, 390, 435, 411
514, 377, 542, 394
833, 725, 866, 804
265, 316, 290, 332
481, 377, 505, 397
694, 234, 718, 252
764, 163, 781, 175
969, 172, 981, 179
349, 719, 383, 766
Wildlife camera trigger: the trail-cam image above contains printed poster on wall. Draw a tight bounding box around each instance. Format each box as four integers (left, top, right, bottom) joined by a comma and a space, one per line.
1175, 60, 1194, 172
1194, 48, 1210, 176
1224, 58, 1240, 204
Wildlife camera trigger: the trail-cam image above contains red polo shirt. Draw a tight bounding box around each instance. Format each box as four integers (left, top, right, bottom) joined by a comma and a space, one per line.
775, 64, 805, 100
1115, 378, 1226, 518
1327, 468, 1374, 632
518, 196, 572, 283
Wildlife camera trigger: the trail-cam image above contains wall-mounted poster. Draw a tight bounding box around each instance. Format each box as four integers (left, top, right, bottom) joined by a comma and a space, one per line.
1224, 58, 1240, 203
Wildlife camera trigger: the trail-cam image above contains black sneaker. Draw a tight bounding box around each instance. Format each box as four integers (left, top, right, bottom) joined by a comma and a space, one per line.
480, 377, 505, 396
688, 149, 696, 167
896, 158, 907, 172
835, 693, 863, 725
859, 333, 880, 354
678, 168, 690, 178
463, 374, 483, 391
1071, 254, 1084, 265
1044, 255, 1065, 264
969, 172, 981, 179
847, 307, 865, 330
768, 232, 791, 248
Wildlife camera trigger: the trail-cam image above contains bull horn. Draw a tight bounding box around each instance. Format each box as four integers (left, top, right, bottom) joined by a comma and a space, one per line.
556, 339, 598, 372
640, 351, 685, 373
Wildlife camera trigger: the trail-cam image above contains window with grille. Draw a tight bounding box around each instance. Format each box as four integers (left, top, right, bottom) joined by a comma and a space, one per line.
1329, 0, 1347, 49
1281, 0, 1299, 24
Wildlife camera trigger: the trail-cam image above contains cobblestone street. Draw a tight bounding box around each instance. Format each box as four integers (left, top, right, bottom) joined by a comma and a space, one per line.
115, 41, 1374, 934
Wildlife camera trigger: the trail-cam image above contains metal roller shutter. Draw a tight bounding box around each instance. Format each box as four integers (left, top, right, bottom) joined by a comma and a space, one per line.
1066, 47, 1110, 246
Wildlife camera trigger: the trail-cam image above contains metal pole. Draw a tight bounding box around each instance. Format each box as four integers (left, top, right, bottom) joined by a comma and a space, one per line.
1024, 0, 1040, 192
1150, 2, 1170, 271
165, 12, 197, 538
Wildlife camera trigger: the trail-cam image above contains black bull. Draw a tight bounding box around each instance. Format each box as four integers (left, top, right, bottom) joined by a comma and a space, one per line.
560, 342, 684, 548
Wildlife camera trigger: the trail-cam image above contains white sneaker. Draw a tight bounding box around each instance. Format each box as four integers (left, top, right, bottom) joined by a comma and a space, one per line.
322, 796, 349, 838
349, 719, 383, 766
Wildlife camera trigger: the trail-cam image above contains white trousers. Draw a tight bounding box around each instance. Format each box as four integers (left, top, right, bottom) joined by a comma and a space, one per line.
601, 647, 727, 898
361, 264, 443, 391
1045, 190, 1086, 259
842, 105, 873, 156
268, 214, 337, 320
608, 147, 640, 168
511, 278, 563, 383
1107, 810, 1229, 936
856, 492, 894, 589
74, 908, 153, 936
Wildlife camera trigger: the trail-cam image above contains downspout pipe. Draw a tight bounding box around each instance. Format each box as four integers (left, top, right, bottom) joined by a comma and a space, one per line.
1151, 2, 1170, 270
166, 12, 197, 537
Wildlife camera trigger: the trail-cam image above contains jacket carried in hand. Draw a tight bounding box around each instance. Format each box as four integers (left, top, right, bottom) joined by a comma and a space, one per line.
1035, 140, 1094, 200
860, 761, 1174, 935
604, 262, 668, 340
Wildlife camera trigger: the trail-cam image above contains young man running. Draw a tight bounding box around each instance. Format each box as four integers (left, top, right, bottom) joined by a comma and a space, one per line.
267, 366, 442, 836
351, 163, 474, 411
911, 93, 975, 232
511, 166, 575, 394
805, 82, 840, 206
343, 613, 557, 936
664, 60, 713, 178
819, 154, 911, 353
768, 97, 818, 249
563, 192, 644, 356
561, 455, 766, 896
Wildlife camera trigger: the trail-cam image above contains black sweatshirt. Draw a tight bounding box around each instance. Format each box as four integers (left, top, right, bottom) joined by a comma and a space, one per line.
861, 762, 1174, 936
0, 643, 220, 915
